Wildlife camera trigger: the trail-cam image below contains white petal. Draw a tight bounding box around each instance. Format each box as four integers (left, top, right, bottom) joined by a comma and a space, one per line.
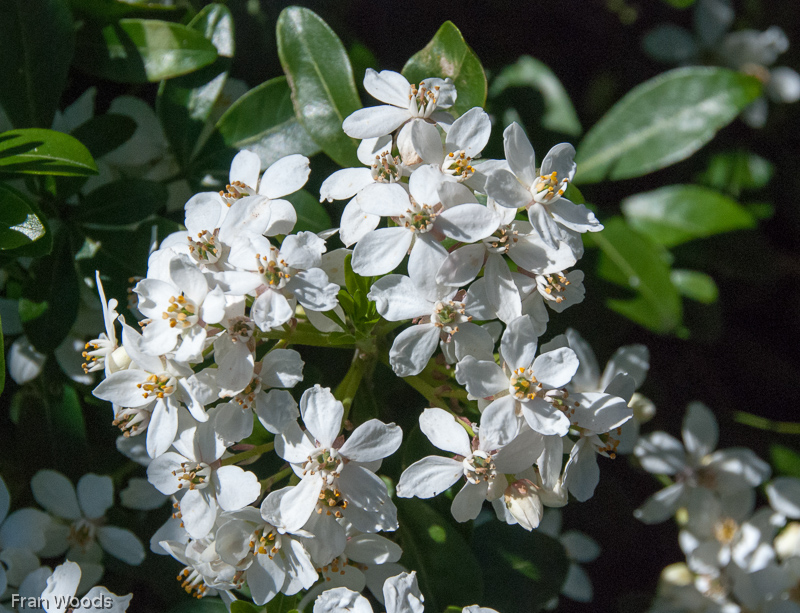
382, 572, 424, 613
320, 168, 374, 202
255, 389, 300, 435
502, 123, 536, 188
532, 347, 579, 388
179, 488, 217, 539
411, 120, 444, 165
73, 586, 132, 613
435, 204, 499, 242
281, 231, 326, 270
484, 253, 522, 324
97, 526, 145, 565
419, 407, 471, 456
357, 182, 410, 217
343, 106, 410, 139
248, 553, 284, 606
146, 452, 185, 495
633, 432, 687, 475
500, 315, 540, 371
447, 107, 491, 157
259, 154, 310, 198
540, 143, 576, 181
313, 587, 373, 613
561, 563, 593, 603
454, 356, 507, 399
77, 474, 113, 520
521, 397, 571, 436
451, 482, 488, 522
407, 235, 449, 303
682, 401, 719, 461
549, 199, 602, 233
300, 385, 343, 448
339, 420, 403, 463
337, 464, 396, 528
396, 456, 463, 499
570, 392, 633, 433
260, 348, 304, 389
42, 561, 81, 613
436, 244, 485, 286
31, 470, 80, 520
251, 289, 294, 332
485, 168, 531, 209
356, 134, 393, 166
363, 69, 411, 107
368, 275, 430, 321
289, 269, 339, 312
351, 227, 413, 276
633, 482, 686, 524
340, 197, 381, 247
388, 324, 440, 377
91, 370, 150, 408
120, 478, 166, 511
214, 466, 260, 511
0, 508, 51, 551
7, 336, 45, 384
563, 439, 600, 502
452, 322, 494, 362
767, 478, 800, 518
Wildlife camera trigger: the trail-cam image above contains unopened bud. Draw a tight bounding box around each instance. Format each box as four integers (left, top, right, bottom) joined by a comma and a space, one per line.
504, 479, 543, 531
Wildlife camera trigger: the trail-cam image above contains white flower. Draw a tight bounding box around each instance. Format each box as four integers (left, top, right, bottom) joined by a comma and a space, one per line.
81, 272, 127, 377
160, 532, 240, 601
396, 408, 543, 523
313, 572, 424, 613
40, 561, 131, 613
147, 421, 261, 539
275, 385, 403, 534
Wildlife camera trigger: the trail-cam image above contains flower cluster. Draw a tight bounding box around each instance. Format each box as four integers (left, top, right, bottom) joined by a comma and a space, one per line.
636, 403, 800, 612
79, 67, 651, 610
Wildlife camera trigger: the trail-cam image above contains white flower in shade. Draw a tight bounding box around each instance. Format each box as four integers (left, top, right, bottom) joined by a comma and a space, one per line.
147, 421, 261, 539
351, 167, 499, 277
92, 323, 208, 457
485, 123, 601, 250
134, 252, 227, 360
81, 273, 128, 377
647, 561, 739, 613
634, 402, 771, 524
455, 315, 579, 438
396, 408, 543, 523
275, 385, 403, 534
767, 477, 800, 521
30, 470, 145, 588
40, 561, 131, 613
342, 69, 456, 141
534, 269, 585, 313
160, 532, 240, 602
218, 150, 309, 214
465, 271, 550, 335
313, 571, 424, 613
223, 232, 339, 332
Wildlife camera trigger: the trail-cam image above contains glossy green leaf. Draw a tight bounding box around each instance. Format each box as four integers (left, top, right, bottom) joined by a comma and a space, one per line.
53, 386, 87, 449
214, 76, 320, 170
489, 56, 581, 136
266, 593, 297, 613
284, 190, 332, 234
230, 602, 261, 613
621, 185, 756, 247
0, 184, 50, 254
0, 0, 74, 128
771, 445, 800, 479
397, 498, 483, 611
70, 114, 138, 160
575, 68, 762, 183
75, 19, 218, 83
588, 217, 682, 333
402, 21, 487, 118
472, 515, 570, 612
697, 150, 774, 197
21, 229, 80, 352
70, 0, 182, 21
0, 129, 98, 177
671, 269, 719, 303
276, 7, 361, 167
76, 179, 167, 226
158, 4, 235, 168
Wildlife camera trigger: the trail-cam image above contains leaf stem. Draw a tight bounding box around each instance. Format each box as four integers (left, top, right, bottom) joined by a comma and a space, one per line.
221, 442, 274, 466
335, 349, 373, 421
260, 466, 294, 492
734, 411, 800, 434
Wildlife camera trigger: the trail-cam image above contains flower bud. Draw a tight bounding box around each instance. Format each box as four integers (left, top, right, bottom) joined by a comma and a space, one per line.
503, 479, 543, 531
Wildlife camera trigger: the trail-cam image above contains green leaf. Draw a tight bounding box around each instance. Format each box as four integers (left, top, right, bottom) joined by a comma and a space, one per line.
167, 598, 229, 613
489, 56, 581, 136
284, 189, 332, 234
588, 217, 682, 333
21, 229, 80, 352
575, 68, 762, 183
266, 593, 297, 613
158, 4, 235, 168
276, 7, 362, 167
663, 0, 695, 7
53, 386, 87, 449
214, 76, 320, 169
697, 150, 774, 197
397, 498, 483, 611
0, 0, 75, 128
771, 445, 800, 478
671, 269, 719, 303
230, 602, 261, 613
472, 516, 570, 612
70, 114, 138, 160
0, 313, 5, 395
70, 0, 182, 21
76, 179, 167, 226
0, 183, 51, 255
402, 21, 487, 118
75, 19, 219, 83
0, 129, 98, 177
621, 184, 756, 247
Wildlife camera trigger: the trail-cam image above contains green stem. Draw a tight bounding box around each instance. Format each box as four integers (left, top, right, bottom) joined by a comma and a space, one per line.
221, 442, 274, 466
335, 349, 373, 421
259, 466, 293, 492
734, 411, 800, 434
258, 322, 354, 348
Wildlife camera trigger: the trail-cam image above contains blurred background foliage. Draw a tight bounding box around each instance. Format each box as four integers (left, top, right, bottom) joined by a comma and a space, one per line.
1, 1, 800, 612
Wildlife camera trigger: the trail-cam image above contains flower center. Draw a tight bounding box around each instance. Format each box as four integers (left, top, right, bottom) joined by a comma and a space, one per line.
482, 225, 520, 255
714, 518, 739, 545
219, 181, 257, 207
81, 335, 114, 373
234, 376, 262, 411
229, 317, 255, 343
509, 367, 539, 400
536, 272, 570, 303
316, 487, 348, 519
68, 518, 97, 550
162, 294, 199, 329
533, 171, 569, 204
187, 230, 220, 264
431, 300, 471, 336
371, 152, 403, 183
441, 150, 474, 180
303, 448, 343, 484
250, 526, 281, 558
408, 81, 442, 118
172, 462, 212, 491
463, 450, 496, 484
136, 373, 176, 400
112, 406, 151, 437
256, 249, 291, 288
400, 198, 437, 233
177, 567, 208, 599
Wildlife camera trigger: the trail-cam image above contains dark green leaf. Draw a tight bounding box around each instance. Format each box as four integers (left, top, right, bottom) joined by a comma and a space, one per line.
167, 598, 229, 613
266, 593, 297, 613
53, 386, 87, 449
745, 202, 774, 220
0, 0, 74, 128
575, 68, 762, 183
75, 19, 218, 83
158, 4, 235, 168
663, 0, 695, 7
70, 0, 182, 21
587, 217, 682, 333
472, 514, 570, 612
76, 179, 167, 226
0, 313, 5, 395
21, 229, 80, 352
284, 189, 331, 234
697, 150, 774, 197
0, 129, 98, 177
621, 185, 756, 247
230, 602, 261, 613
70, 114, 138, 160
0, 183, 50, 254
402, 21, 487, 118
214, 76, 320, 169
489, 56, 581, 136
771, 445, 800, 479
671, 269, 719, 303
276, 7, 361, 167
397, 498, 483, 611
